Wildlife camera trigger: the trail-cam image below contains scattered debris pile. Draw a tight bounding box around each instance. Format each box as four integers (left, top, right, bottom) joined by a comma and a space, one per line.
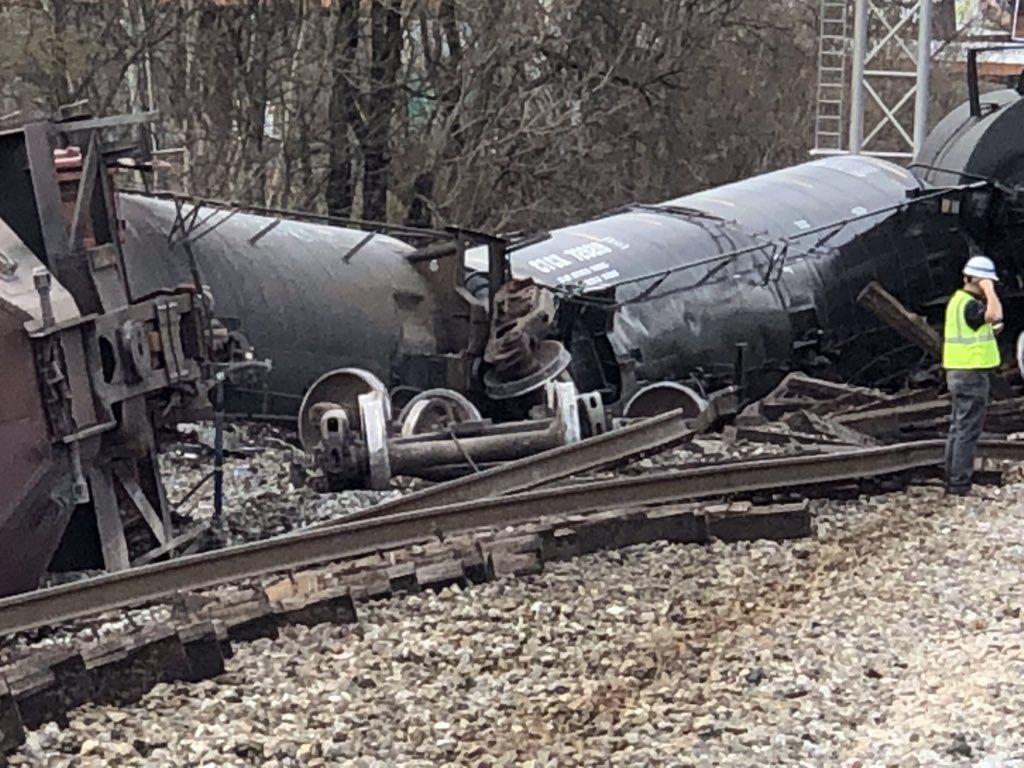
147, 372, 1024, 557
158, 423, 404, 552
731, 372, 1024, 446
8, 370, 1024, 763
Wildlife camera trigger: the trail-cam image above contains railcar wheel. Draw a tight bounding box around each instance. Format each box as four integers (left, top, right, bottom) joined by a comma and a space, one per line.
398, 389, 483, 437
624, 381, 707, 419
359, 392, 392, 490
298, 368, 391, 452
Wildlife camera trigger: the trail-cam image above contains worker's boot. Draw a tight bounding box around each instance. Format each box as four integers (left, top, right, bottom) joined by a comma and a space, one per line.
945, 485, 999, 501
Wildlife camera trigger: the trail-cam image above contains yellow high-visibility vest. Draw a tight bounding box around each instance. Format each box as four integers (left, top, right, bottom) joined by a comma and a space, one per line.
943, 289, 1000, 370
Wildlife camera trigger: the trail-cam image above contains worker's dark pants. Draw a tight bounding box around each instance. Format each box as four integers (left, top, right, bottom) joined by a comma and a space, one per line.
944, 369, 990, 493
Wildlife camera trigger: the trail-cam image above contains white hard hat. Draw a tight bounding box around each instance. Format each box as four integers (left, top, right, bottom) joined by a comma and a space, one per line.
963, 255, 999, 282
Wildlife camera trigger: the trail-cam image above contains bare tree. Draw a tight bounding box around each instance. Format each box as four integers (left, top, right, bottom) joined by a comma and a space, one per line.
3, 0, 953, 237
326, 0, 361, 217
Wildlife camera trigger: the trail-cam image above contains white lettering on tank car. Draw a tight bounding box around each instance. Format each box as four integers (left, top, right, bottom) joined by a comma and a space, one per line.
563, 242, 613, 262
600, 236, 631, 250
528, 253, 574, 274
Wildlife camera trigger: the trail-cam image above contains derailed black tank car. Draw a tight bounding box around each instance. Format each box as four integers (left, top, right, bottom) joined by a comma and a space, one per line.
120, 90, 1024, 416
466, 153, 973, 403
118, 196, 446, 416
915, 83, 1024, 291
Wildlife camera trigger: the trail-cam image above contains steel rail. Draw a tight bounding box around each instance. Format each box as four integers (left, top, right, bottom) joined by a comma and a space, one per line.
312, 409, 693, 528
0, 438, 1022, 637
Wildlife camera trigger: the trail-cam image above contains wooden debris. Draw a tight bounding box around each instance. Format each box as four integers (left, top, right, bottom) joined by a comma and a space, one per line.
834, 396, 1024, 438
704, 500, 812, 542
778, 373, 884, 406
277, 586, 358, 627
781, 410, 878, 446
857, 281, 942, 361
264, 571, 322, 604
835, 398, 952, 437
215, 600, 280, 643
3, 663, 61, 730
86, 628, 191, 707
178, 621, 225, 682
841, 387, 939, 414
0, 480, 828, 762
348, 568, 393, 602
386, 562, 418, 593
49, 650, 91, 715
415, 560, 467, 592
734, 425, 854, 448
753, 373, 888, 420
0, 677, 24, 756
486, 550, 543, 578
482, 534, 544, 578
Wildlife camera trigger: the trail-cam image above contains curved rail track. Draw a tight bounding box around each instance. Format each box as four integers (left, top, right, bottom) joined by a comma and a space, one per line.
0, 437, 1022, 637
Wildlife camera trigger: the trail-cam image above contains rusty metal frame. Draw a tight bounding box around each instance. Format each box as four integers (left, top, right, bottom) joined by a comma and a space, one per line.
68, 133, 100, 255
1, 110, 209, 595
26, 299, 204, 407
113, 465, 169, 547
21, 124, 70, 271
89, 466, 129, 572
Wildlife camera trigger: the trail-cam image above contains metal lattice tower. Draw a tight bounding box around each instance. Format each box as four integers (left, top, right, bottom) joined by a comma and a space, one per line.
813, 0, 851, 153
811, 0, 932, 160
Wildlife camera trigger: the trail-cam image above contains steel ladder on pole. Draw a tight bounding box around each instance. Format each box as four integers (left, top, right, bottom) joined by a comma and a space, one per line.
813, 0, 850, 154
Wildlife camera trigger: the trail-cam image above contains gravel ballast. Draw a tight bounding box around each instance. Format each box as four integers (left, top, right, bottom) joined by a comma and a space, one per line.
10, 482, 1024, 767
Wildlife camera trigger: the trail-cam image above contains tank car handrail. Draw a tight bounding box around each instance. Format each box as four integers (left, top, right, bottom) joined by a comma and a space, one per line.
626, 203, 728, 222
124, 189, 455, 243
553, 182, 988, 309
907, 163, 998, 185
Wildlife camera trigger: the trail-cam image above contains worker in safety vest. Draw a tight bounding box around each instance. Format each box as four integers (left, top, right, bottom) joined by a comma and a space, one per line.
943, 255, 1004, 496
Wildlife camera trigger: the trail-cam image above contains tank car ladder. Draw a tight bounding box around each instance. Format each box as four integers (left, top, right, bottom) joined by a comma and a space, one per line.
813, 0, 850, 155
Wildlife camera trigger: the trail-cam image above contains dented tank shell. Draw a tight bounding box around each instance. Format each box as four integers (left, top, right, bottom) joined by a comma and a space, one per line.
118, 195, 439, 415
915, 87, 1024, 284
915, 88, 1024, 189
468, 154, 970, 400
